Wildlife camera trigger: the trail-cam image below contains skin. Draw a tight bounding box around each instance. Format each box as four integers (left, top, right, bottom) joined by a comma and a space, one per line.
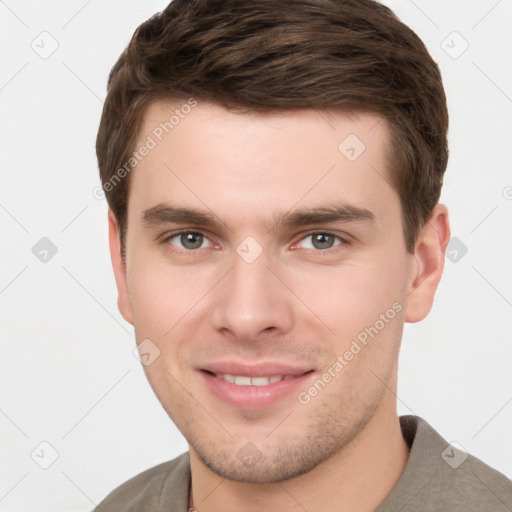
109, 101, 450, 512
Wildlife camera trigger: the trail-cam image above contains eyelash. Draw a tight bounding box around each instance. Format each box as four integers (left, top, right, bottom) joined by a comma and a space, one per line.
162, 230, 349, 254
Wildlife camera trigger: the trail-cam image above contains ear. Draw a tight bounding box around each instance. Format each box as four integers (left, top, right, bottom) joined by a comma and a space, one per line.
108, 209, 134, 325
404, 204, 451, 323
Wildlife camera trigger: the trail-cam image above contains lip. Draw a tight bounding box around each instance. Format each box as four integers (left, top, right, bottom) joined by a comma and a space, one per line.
198, 361, 314, 410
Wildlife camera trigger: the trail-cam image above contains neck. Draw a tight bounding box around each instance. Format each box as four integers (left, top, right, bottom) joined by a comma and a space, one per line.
189, 390, 409, 512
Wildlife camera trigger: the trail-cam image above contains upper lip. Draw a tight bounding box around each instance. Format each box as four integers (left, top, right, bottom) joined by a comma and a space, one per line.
200, 361, 313, 378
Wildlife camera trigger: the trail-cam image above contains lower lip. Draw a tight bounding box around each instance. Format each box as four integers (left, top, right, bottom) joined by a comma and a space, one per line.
200, 371, 314, 410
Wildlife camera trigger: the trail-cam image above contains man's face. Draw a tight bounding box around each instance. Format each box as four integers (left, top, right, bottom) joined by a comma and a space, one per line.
112, 101, 419, 483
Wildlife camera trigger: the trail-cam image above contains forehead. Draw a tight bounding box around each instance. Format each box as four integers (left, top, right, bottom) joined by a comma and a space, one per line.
129, 100, 398, 227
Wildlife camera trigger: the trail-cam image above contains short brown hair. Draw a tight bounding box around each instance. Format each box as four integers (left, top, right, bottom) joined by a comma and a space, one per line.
96, 0, 448, 256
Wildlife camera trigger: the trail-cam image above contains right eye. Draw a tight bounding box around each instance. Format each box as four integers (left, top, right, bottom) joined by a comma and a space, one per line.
165, 231, 213, 251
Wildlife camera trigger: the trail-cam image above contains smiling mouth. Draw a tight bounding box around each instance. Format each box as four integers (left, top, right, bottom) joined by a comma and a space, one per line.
202, 370, 313, 386
200, 368, 315, 409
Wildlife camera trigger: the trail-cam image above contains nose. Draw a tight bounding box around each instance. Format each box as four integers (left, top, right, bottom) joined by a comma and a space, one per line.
210, 246, 294, 343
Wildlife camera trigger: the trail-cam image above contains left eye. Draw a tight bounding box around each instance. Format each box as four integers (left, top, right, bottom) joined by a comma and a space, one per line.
297, 233, 343, 250
167, 231, 212, 250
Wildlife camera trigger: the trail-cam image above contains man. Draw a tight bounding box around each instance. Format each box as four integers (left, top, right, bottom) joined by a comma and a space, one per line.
94, 0, 512, 510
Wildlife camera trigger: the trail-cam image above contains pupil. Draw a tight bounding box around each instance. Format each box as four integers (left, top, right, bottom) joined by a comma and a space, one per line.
313, 233, 333, 249
181, 232, 203, 249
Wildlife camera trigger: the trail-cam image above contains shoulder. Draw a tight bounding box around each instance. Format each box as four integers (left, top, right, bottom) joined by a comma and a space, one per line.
379, 415, 512, 512
94, 452, 190, 512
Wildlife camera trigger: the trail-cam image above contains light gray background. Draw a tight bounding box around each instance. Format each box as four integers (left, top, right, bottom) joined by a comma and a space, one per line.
1, 1, 511, 511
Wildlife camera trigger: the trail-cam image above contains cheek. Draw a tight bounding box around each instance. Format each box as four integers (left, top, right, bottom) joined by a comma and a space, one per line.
127, 256, 218, 344
290, 258, 406, 339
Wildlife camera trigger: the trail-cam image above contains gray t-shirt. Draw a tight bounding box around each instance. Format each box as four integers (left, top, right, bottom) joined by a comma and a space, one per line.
94, 415, 512, 511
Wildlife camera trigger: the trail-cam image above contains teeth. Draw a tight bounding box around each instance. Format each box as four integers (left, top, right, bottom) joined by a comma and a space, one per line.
251, 377, 271, 386
214, 373, 293, 386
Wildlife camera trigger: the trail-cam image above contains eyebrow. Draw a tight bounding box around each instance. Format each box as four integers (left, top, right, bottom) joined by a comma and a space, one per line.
141, 203, 375, 231
272, 204, 375, 230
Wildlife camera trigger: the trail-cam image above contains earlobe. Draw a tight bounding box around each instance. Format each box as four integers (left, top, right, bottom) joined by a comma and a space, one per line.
404, 204, 451, 323
108, 209, 134, 325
